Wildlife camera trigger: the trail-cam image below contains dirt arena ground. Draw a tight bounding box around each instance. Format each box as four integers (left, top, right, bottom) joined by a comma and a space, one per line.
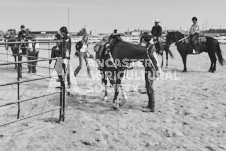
0, 43, 226, 151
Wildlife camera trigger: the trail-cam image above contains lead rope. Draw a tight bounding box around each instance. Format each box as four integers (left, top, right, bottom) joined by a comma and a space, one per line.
108, 52, 118, 69
146, 46, 156, 70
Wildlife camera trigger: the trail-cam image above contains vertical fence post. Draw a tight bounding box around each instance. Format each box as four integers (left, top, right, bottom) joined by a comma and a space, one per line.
7, 47, 8, 69
17, 52, 20, 119
59, 86, 62, 122
48, 41, 50, 76
62, 83, 65, 122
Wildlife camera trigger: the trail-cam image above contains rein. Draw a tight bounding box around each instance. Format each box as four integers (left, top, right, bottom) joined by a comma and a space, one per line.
171, 36, 189, 45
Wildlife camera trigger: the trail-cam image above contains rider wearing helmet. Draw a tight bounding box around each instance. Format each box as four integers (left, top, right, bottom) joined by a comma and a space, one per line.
151, 19, 163, 54
189, 17, 200, 54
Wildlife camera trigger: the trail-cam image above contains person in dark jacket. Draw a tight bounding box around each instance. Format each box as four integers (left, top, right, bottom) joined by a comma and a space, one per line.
18, 25, 27, 40
74, 34, 91, 77
59, 27, 71, 59
58, 26, 71, 94
49, 34, 62, 64
151, 19, 163, 53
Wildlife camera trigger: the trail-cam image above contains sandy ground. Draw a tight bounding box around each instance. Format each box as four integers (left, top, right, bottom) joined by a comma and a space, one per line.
0, 43, 226, 151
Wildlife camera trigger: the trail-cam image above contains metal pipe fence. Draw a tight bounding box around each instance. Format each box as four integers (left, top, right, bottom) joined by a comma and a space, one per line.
0, 40, 66, 127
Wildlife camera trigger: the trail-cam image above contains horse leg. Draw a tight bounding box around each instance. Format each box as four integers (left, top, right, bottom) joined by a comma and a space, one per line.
181, 54, 187, 72
112, 71, 124, 109
208, 52, 215, 72
118, 71, 127, 107
14, 55, 17, 69
161, 53, 164, 68
101, 70, 108, 100
166, 50, 169, 68
113, 82, 120, 109
212, 54, 217, 72
142, 68, 155, 112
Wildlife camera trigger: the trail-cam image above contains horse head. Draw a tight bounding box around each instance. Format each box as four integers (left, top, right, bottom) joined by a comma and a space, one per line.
166, 31, 184, 47
139, 32, 153, 46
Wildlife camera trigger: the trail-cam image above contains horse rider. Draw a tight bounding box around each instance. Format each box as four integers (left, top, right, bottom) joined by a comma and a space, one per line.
18, 25, 28, 55
151, 19, 163, 54
189, 17, 200, 54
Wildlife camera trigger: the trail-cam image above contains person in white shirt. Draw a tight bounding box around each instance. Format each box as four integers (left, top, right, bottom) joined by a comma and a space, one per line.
74, 34, 91, 77
189, 17, 200, 53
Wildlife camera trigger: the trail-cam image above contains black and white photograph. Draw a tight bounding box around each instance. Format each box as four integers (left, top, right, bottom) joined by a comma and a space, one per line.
0, 0, 226, 150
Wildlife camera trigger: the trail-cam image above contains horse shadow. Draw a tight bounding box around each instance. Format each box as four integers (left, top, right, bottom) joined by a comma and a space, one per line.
63, 93, 143, 114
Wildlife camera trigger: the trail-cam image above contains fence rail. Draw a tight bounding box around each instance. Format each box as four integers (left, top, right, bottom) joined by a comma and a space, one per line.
0, 40, 66, 127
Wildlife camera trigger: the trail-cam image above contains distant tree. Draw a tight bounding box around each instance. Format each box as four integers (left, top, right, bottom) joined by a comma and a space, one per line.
76, 28, 87, 36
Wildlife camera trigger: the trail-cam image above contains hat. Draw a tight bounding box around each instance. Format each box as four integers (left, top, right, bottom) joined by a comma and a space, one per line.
59, 26, 68, 34
153, 19, 160, 23
192, 17, 197, 21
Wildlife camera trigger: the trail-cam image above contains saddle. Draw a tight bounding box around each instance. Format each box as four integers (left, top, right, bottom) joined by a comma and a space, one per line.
102, 34, 122, 58
184, 36, 206, 44
184, 36, 207, 54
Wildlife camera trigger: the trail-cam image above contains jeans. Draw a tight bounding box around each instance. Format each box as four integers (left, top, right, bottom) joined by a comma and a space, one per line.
74, 52, 91, 76
190, 33, 199, 52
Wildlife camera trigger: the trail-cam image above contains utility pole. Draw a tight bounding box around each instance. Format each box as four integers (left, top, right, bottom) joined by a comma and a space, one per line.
68, 7, 70, 32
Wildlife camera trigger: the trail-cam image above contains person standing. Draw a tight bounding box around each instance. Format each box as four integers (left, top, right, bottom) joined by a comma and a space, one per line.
151, 19, 163, 54
74, 34, 91, 78
189, 17, 200, 54
58, 26, 71, 94
17, 25, 28, 78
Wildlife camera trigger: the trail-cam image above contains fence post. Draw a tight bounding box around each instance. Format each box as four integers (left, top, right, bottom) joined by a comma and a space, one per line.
62, 82, 65, 122
59, 86, 62, 122
17, 51, 20, 119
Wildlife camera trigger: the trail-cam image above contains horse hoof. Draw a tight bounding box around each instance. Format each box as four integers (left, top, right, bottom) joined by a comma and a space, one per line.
113, 103, 119, 110
182, 70, 187, 72
103, 96, 108, 100
209, 69, 214, 73
119, 99, 127, 107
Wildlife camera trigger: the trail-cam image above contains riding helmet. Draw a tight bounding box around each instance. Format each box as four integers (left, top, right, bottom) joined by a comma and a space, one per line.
59, 26, 68, 34
192, 17, 197, 21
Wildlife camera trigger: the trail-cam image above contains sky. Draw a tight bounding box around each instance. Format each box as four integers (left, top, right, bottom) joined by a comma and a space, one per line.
1, 0, 226, 33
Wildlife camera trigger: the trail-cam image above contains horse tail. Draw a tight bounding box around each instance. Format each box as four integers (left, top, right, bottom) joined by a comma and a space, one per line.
216, 42, 225, 65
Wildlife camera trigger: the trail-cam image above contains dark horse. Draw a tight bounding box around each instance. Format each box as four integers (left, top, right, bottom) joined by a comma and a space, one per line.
4, 35, 19, 69
140, 32, 174, 68
166, 31, 224, 72
94, 36, 161, 111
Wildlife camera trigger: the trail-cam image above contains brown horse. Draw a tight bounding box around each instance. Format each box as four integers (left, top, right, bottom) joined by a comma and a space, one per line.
166, 31, 224, 72
94, 36, 161, 111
